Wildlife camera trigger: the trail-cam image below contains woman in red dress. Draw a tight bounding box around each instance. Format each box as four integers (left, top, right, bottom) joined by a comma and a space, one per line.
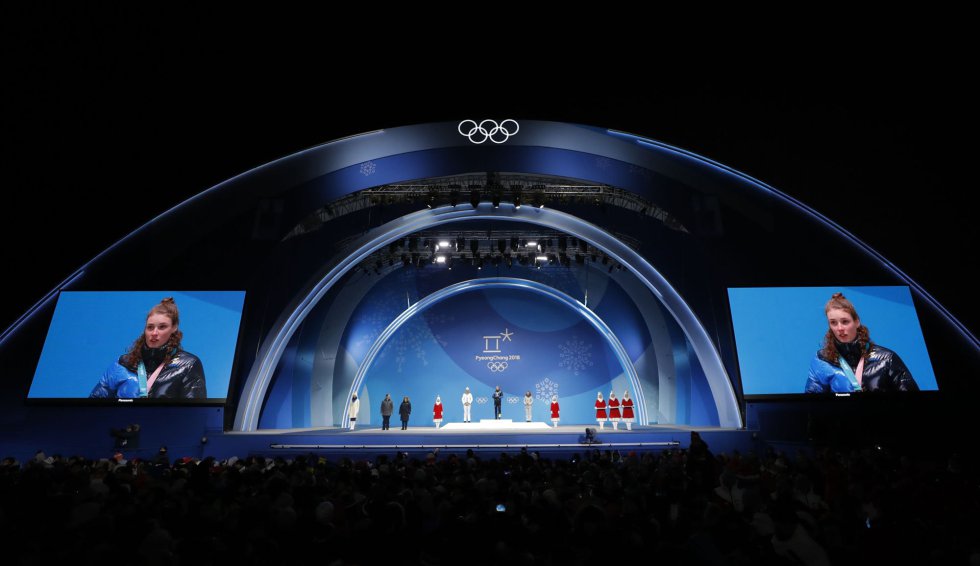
550, 395, 560, 428
595, 392, 607, 429
608, 391, 621, 430
433, 396, 443, 428
621, 390, 635, 431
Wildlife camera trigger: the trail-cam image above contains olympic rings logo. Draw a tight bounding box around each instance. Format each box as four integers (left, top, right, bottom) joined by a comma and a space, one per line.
487, 361, 509, 372
476, 397, 489, 404
506, 396, 519, 404
458, 119, 520, 144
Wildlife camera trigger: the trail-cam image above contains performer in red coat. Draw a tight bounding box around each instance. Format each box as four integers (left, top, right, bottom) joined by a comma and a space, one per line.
608, 391, 621, 430
550, 395, 560, 428
595, 392, 607, 429
433, 396, 443, 428
621, 390, 635, 431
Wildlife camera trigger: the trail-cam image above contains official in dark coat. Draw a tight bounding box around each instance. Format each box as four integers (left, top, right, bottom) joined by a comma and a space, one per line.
399, 396, 412, 430
380, 393, 394, 430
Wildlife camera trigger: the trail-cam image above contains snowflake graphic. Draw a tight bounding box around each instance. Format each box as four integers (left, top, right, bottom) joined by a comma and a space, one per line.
353, 288, 404, 354
628, 164, 653, 180
374, 309, 454, 373
360, 161, 376, 176
534, 377, 559, 403
558, 337, 593, 376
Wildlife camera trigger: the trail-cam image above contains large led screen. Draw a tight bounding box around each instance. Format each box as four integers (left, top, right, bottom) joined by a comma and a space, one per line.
28, 291, 246, 403
728, 286, 937, 396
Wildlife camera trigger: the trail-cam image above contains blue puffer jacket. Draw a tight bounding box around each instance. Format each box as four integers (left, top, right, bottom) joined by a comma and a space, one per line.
90, 351, 206, 399
806, 341, 918, 393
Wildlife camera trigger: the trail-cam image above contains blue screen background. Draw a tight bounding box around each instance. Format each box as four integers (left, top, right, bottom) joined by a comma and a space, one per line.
29, 291, 246, 399
728, 286, 937, 394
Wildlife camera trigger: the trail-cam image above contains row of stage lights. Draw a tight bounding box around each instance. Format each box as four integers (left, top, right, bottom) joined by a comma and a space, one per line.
425, 187, 546, 210
359, 235, 626, 275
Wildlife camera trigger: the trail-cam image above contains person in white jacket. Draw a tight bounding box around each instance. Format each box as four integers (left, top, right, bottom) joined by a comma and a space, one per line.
523, 391, 534, 422
348, 394, 360, 430
461, 387, 473, 423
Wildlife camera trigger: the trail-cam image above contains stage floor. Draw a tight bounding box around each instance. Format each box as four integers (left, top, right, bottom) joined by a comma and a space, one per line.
238, 423, 713, 435
204, 423, 755, 460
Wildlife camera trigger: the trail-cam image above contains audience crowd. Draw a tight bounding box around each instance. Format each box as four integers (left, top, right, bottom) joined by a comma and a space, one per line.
2, 433, 978, 565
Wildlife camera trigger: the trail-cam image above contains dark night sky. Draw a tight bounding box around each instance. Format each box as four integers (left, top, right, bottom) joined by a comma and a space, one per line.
3, 15, 975, 348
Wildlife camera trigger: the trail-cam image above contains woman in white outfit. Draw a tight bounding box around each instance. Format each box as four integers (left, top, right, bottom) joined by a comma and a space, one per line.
523, 391, 534, 422
348, 394, 360, 430
461, 387, 473, 423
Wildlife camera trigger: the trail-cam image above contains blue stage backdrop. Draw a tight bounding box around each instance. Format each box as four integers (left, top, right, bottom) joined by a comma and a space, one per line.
259, 262, 723, 428
29, 291, 246, 401
728, 286, 938, 395
359, 287, 626, 425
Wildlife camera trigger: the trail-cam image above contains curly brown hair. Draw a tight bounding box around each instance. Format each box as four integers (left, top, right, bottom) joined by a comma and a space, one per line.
819, 292, 872, 365
120, 297, 183, 369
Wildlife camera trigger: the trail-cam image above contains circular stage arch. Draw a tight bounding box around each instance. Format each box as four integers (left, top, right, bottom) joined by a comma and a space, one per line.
5, 120, 975, 436
234, 203, 740, 430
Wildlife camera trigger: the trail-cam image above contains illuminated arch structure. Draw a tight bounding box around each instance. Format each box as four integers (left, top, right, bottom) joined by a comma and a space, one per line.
1, 121, 976, 447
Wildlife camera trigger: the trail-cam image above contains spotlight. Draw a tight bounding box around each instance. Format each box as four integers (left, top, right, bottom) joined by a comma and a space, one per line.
526, 240, 537, 249
438, 240, 450, 250
435, 255, 447, 264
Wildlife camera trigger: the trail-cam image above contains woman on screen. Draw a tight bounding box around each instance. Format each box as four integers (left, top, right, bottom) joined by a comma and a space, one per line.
90, 297, 206, 399
805, 292, 917, 393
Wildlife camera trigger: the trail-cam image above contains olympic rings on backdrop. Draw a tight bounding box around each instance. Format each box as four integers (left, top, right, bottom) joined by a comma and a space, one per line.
487, 361, 509, 372
458, 119, 520, 144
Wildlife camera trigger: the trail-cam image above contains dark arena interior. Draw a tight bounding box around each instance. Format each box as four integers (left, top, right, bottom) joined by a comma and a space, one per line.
3, 19, 977, 565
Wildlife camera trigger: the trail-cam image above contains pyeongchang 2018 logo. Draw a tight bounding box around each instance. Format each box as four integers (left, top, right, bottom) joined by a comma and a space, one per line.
476, 328, 520, 372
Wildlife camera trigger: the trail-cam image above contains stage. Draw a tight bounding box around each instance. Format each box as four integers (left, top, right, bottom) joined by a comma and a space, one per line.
2, 404, 755, 464
204, 422, 756, 460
